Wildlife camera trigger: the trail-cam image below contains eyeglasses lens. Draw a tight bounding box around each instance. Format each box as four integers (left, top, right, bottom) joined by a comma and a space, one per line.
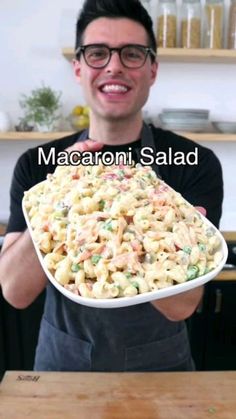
84, 46, 147, 69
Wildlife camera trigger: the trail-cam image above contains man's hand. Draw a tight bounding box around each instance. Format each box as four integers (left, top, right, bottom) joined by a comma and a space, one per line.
195, 206, 207, 217
0, 230, 48, 309
66, 139, 104, 153
151, 286, 204, 321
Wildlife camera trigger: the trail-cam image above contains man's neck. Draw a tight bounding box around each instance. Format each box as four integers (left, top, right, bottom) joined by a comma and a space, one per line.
88, 114, 143, 145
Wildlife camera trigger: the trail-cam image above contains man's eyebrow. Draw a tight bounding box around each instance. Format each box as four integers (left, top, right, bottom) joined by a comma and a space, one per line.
82, 42, 148, 47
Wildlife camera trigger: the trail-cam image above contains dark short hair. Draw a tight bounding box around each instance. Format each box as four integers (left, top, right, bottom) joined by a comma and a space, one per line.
75, 0, 157, 59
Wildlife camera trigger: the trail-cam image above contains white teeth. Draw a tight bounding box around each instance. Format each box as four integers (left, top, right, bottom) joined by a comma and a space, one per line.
102, 84, 128, 93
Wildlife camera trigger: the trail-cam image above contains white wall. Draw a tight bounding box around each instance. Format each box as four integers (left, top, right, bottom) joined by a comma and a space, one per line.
0, 0, 235, 230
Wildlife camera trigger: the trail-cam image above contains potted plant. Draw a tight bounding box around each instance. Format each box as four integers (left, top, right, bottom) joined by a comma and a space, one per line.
15, 116, 34, 132
19, 84, 62, 132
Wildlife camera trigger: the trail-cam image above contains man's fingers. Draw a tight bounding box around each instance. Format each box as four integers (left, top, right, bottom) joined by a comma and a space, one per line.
195, 206, 207, 217
66, 139, 104, 153
80, 140, 104, 152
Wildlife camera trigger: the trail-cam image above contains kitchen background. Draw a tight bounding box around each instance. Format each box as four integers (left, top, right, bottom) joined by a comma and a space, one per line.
0, 0, 236, 229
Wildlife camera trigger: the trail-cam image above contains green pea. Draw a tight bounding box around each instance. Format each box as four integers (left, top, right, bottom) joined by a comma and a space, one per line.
198, 243, 206, 252
187, 265, 199, 281
131, 282, 139, 289
99, 200, 105, 210
183, 246, 192, 255
91, 255, 102, 265
103, 220, 113, 231
71, 263, 81, 273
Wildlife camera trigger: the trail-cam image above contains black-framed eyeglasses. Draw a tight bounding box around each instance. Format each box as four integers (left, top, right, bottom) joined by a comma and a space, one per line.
75, 44, 156, 69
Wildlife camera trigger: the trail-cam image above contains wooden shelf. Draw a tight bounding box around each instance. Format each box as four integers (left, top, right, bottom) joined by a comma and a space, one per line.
0, 132, 73, 141
157, 48, 236, 63
175, 132, 236, 142
1, 131, 236, 142
215, 270, 236, 281
62, 47, 236, 64
222, 231, 236, 242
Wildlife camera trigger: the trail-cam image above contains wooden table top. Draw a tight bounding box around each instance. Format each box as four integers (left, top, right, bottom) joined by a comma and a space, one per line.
0, 371, 235, 419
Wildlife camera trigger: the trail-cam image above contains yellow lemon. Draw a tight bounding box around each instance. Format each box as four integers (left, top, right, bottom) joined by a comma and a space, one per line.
82, 106, 90, 116
71, 115, 89, 130
72, 105, 84, 116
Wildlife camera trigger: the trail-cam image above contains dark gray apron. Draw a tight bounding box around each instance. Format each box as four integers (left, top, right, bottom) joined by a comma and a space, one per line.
34, 123, 194, 372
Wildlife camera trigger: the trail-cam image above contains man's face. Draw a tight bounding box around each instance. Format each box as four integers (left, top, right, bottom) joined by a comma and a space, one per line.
73, 18, 158, 122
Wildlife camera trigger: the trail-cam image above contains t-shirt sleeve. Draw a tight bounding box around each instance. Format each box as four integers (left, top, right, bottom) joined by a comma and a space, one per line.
6, 152, 33, 234
181, 148, 223, 228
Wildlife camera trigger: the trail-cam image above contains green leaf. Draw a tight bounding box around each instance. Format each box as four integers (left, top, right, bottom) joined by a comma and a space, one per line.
19, 82, 61, 126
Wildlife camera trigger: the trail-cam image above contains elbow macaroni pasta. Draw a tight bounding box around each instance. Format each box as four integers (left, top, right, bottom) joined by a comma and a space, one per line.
23, 162, 223, 299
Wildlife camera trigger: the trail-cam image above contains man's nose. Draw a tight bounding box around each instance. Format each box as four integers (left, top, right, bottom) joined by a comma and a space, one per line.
105, 50, 124, 73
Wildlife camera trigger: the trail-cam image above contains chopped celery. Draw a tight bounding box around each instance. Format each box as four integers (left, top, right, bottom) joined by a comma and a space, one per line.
53, 207, 68, 219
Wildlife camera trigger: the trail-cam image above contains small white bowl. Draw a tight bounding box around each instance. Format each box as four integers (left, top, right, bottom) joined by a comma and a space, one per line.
212, 121, 236, 134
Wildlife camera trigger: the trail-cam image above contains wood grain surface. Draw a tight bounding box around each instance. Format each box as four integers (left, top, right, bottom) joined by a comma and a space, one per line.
0, 371, 236, 419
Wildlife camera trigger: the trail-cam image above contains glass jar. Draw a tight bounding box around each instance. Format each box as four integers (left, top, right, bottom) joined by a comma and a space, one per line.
141, 0, 151, 14
228, 0, 236, 49
180, 0, 201, 48
156, 0, 177, 48
203, 0, 224, 49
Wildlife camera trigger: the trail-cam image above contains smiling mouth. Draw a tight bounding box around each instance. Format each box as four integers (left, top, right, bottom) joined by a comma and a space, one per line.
100, 84, 130, 93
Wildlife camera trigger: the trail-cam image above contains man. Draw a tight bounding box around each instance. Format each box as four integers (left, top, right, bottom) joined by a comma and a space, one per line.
0, 0, 223, 371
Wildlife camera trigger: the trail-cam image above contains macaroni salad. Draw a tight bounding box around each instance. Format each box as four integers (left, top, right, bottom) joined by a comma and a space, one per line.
23, 163, 223, 299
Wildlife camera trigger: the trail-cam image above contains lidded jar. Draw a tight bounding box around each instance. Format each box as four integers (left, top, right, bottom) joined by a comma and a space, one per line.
228, 0, 236, 49
180, 0, 202, 48
203, 0, 224, 49
156, 0, 177, 48
141, 0, 151, 14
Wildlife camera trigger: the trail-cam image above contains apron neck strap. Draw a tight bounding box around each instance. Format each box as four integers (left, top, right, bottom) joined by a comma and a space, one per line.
139, 122, 160, 177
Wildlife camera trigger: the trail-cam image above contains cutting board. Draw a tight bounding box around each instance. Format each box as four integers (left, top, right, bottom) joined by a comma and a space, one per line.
0, 371, 236, 418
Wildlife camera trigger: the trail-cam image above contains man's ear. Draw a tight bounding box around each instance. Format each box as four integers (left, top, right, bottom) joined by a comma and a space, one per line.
73, 59, 81, 82
150, 61, 158, 86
